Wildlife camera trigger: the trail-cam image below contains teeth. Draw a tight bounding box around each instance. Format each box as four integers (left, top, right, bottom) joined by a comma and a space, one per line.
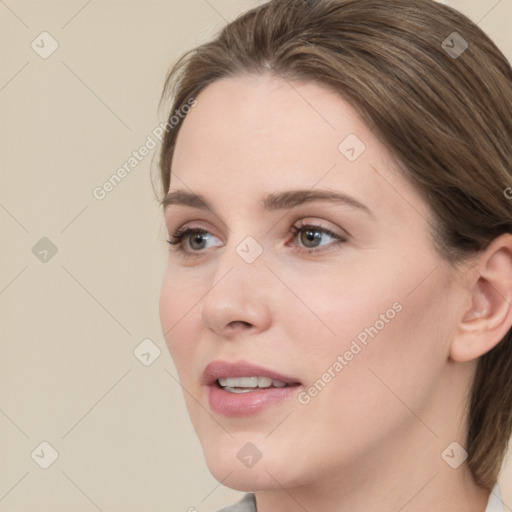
217, 376, 288, 391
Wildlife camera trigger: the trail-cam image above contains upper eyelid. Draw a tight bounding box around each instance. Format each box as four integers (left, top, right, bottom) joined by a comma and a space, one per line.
164, 208, 231, 234
168, 221, 346, 246
162, 195, 371, 234
167, 218, 345, 236
291, 219, 349, 238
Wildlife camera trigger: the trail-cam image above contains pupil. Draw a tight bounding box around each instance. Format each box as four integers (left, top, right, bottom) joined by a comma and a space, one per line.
191, 233, 206, 249
301, 229, 321, 247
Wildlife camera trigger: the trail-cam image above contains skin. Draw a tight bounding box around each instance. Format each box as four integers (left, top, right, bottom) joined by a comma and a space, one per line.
159, 74, 511, 511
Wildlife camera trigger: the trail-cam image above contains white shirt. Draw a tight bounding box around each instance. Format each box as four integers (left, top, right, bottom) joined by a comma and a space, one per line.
486, 484, 505, 512
218, 483, 505, 511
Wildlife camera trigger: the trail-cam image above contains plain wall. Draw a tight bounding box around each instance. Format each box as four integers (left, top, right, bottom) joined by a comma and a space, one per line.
0, 0, 510, 510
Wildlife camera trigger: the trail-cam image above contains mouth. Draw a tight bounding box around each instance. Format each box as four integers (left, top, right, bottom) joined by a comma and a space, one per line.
216, 375, 293, 393
203, 360, 302, 416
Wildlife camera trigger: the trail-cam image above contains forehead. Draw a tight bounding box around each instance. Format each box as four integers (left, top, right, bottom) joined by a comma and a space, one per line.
174, 74, 355, 161
169, 73, 430, 223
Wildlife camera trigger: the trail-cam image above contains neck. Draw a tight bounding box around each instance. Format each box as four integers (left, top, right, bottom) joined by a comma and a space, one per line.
254, 438, 491, 512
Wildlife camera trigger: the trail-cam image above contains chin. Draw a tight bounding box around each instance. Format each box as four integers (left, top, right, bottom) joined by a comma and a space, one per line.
210, 464, 267, 492
200, 435, 310, 492
205, 456, 286, 492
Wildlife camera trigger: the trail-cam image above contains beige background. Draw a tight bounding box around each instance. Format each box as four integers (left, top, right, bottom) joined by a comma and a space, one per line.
0, 0, 510, 510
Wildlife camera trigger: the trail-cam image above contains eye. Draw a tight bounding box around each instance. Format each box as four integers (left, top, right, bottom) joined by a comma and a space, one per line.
289, 221, 346, 252
166, 220, 346, 256
167, 225, 222, 253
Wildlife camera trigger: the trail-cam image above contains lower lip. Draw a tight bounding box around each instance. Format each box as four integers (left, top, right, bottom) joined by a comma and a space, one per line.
207, 382, 302, 417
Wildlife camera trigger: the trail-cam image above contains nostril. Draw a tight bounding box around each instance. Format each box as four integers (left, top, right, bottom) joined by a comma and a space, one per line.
228, 320, 253, 329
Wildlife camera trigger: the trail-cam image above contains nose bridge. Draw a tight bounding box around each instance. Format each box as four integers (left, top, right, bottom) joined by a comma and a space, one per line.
213, 224, 269, 281
199, 233, 273, 334
210, 233, 270, 301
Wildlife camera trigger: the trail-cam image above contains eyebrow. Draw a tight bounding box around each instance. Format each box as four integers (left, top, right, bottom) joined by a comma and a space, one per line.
162, 189, 373, 217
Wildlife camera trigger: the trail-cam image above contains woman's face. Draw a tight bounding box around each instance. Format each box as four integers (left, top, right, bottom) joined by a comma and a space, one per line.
159, 74, 466, 491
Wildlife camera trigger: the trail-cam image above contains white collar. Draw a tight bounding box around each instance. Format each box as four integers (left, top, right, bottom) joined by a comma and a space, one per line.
485, 484, 505, 512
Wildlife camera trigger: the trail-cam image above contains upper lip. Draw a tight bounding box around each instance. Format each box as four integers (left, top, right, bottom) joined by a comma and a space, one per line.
202, 360, 302, 386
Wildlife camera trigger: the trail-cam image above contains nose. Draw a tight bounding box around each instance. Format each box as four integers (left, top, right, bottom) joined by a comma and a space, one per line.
199, 247, 273, 339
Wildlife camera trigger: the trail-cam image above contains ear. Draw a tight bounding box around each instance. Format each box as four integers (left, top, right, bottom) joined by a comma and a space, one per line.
450, 233, 512, 362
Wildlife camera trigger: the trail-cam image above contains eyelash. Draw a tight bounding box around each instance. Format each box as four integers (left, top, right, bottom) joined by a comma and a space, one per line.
166, 221, 346, 255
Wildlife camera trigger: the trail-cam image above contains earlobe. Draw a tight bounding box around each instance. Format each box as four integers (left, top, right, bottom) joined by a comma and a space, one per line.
450, 235, 512, 363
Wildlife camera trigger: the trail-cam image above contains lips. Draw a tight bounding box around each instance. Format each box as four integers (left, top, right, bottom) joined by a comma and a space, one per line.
203, 360, 303, 417
202, 360, 301, 386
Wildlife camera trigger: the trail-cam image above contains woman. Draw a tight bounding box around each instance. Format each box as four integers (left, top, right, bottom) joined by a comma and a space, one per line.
157, 0, 512, 510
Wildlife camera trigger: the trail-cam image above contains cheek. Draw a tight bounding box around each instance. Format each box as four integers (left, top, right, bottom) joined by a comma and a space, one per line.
276, 259, 406, 362
283, 251, 453, 419
159, 272, 178, 346
286, 246, 451, 357
159, 269, 200, 372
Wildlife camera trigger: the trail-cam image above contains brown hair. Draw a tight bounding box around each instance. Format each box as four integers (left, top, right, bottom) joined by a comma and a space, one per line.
157, 0, 512, 488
